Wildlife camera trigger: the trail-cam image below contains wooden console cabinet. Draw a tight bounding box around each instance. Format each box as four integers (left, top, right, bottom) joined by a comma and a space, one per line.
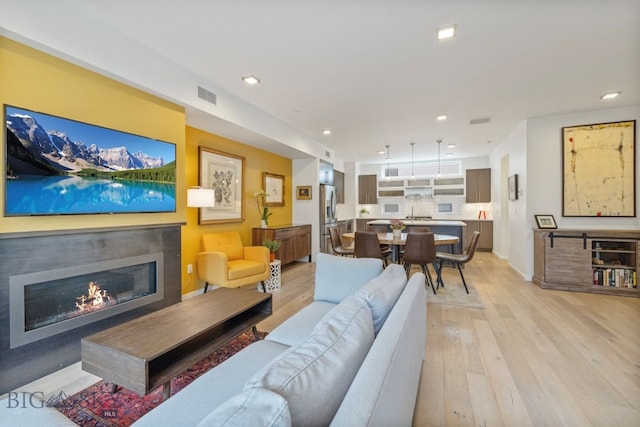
533, 229, 639, 297
252, 224, 312, 266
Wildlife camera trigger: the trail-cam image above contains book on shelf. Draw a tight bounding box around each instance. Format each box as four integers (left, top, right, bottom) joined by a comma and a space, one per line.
592, 267, 637, 288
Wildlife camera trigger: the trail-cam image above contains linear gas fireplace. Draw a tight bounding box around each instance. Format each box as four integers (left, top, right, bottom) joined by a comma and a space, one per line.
0, 224, 181, 396
9, 253, 164, 349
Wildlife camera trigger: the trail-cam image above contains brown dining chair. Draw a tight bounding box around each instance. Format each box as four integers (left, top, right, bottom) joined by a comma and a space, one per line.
401, 232, 437, 294
328, 226, 354, 257
435, 231, 480, 294
354, 231, 391, 266
367, 225, 392, 253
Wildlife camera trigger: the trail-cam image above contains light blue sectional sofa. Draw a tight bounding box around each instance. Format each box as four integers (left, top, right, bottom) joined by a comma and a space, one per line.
135, 254, 428, 426
0, 253, 427, 426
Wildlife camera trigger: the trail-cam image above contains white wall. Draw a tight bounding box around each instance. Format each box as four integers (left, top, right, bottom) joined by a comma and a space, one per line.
491, 104, 640, 282
293, 158, 320, 260
490, 121, 528, 275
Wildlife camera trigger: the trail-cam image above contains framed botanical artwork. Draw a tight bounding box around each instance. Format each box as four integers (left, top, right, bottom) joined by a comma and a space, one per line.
263, 172, 284, 207
562, 120, 635, 217
534, 214, 557, 229
198, 146, 245, 224
508, 174, 518, 201
296, 185, 312, 200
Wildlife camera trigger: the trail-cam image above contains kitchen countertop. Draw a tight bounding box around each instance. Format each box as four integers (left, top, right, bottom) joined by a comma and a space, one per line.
367, 219, 467, 227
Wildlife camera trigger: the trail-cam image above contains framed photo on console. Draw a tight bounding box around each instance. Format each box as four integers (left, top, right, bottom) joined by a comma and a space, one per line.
534, 214, 557, 229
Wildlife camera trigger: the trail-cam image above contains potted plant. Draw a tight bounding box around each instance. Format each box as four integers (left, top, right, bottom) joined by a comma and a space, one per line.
262, 238, 280, 261
253, 189, 273, 227
359, 208, 370, 217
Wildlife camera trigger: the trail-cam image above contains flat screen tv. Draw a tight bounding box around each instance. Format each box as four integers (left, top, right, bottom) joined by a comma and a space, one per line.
4, 105, 176, 216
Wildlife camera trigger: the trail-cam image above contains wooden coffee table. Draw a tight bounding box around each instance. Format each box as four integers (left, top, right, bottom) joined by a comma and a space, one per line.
81, 287, 272, 399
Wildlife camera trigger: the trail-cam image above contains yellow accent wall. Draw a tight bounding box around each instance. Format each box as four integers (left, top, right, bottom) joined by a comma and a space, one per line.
0, 36, 294, 295
0, 36, 186, 233
182, 126, 292, 294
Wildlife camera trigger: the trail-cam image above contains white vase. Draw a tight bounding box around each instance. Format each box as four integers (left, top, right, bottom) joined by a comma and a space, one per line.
261, 220, 267, 228
392, 229, 402, 238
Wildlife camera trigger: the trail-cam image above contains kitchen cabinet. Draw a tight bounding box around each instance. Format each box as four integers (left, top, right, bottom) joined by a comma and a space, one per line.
319, 160, 333, 185
334, 170, 345, 203
358, 174, 377, 204
464, 220, 493, 251
466, 168, 491, 203
356, 218, 376, 231
252, 224, 312, 266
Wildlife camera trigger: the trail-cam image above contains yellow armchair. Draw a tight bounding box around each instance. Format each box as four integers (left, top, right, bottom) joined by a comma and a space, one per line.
197, 232, 270, 293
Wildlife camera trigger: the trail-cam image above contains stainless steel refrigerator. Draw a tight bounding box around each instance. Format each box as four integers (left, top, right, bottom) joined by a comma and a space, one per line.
319, 184, 337, 253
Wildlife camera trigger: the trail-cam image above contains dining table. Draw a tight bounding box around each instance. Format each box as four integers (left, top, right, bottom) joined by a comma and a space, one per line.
342, 232, 459, 264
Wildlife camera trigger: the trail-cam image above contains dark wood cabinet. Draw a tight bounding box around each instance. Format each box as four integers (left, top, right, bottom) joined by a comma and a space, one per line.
358, 174, 377, 204
466, 168, 491, 203
464, 220, 493, 251
334, 170, 345, 203
252, 224, 312, 266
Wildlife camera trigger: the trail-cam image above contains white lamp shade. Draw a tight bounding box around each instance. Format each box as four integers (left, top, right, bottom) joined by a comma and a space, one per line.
187, 188, 215, 207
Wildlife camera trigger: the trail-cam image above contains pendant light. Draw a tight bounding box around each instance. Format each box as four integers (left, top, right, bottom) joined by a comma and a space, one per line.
410, 141, 416, 181
385, 144, 391, 180
436, 139, 442, 179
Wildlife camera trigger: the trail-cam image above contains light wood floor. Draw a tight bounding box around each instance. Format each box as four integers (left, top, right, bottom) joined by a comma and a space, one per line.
17, 253, 640, 426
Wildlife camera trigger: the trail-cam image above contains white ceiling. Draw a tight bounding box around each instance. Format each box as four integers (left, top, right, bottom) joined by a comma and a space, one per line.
1, 0, 639, 165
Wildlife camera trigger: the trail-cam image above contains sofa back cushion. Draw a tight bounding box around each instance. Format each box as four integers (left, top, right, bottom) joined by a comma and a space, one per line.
314, 253, 383, 303
196, 388, 291, 427
244, 295, 374, 426
354, 263, 407, 334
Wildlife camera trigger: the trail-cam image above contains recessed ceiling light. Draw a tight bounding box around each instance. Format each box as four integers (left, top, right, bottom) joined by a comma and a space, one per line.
436, 24, 456, 41
447, 143, 455, 148
436, 114, 447, 121
378, 150, 385, 155
446, 152, 454, 157
322, 129, 331, 135
600, 91, 621, 100
242, 75, 260, 85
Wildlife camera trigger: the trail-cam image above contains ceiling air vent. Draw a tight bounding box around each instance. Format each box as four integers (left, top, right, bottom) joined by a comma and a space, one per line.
325, 150, 331, 158
469, 117, 491, 125
197, 86, 217, 105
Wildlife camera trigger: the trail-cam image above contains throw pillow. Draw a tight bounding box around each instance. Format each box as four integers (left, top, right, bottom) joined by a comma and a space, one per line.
314, 253, 383, 303
196, 388, 291, 427
354, 263, 408, 334
244, 295, 374, 426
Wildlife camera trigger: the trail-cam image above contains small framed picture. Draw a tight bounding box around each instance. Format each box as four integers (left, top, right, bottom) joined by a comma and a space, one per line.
296, 186, 312, 200
508, 174, 518, 201
534, 214, 557, 229
263, 172, 285, 207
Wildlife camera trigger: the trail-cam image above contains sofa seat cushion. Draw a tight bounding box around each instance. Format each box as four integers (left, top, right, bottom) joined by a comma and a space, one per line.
354, 263, 407, 334
196, 388, 291, 427
313, 253, 383, 303
132, 339, 290, 427
245, 295, 374, 427
265, 301, 336, 347
227, 259, 266, 280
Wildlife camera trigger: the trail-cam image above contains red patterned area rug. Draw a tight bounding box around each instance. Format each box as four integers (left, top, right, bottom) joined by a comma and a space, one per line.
55, 330, 261, 426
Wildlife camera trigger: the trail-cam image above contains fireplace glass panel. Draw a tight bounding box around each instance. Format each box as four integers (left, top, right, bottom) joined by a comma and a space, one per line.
24, 262, 156, 332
